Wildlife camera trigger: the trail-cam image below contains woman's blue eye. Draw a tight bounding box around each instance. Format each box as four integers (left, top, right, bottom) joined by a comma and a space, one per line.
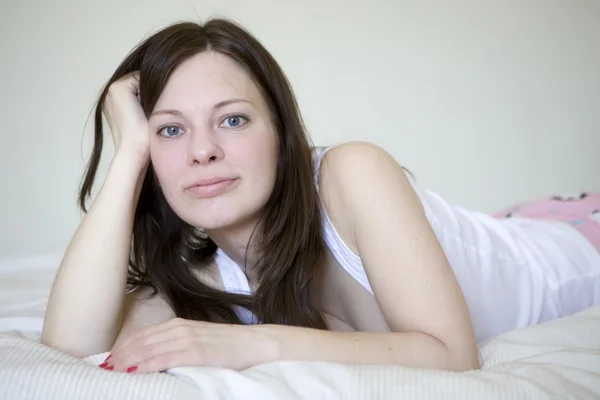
160, 126, 182, 137
221, 115, 248, 128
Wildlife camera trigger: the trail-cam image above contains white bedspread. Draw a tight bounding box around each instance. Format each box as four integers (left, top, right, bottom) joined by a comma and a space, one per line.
1, 306, 599, 399
1, 256, 599, 399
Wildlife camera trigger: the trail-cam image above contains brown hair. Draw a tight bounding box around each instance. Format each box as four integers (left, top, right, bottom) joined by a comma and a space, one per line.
79, 19, 328, 329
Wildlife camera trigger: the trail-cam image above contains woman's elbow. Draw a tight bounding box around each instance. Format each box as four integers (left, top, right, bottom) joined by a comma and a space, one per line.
447, 345, 481, 371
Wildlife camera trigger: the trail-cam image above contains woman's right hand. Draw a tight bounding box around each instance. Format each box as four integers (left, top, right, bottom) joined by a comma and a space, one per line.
102, 72, 150, 163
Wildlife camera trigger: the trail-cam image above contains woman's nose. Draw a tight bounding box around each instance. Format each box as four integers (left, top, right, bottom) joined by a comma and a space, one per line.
187, 130, 224, 165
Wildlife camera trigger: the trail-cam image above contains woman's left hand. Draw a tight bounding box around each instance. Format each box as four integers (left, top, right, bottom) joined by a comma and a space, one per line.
101, 318, 279, 373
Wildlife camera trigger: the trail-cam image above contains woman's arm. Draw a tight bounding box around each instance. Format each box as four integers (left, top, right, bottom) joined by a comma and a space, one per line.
304, 141, 480, 371
42, 73, 151, 358
263, 325, 474, 371
41, 152, 147, 357
107, 318, 476, 372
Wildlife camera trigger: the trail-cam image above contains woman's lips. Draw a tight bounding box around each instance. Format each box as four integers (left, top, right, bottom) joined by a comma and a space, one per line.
185, 178, 239, 198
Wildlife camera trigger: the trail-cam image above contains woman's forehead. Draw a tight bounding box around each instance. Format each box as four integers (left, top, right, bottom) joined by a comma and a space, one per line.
155, 52, 262, 109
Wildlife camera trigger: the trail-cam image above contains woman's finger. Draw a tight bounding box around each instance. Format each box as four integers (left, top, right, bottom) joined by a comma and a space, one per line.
137, 348, 209, 374
112, 335, 195, 373
112, 317, 189, 352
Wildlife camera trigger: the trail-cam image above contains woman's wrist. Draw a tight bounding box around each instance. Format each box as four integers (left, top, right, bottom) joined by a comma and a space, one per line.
107, 148, 150, 201
112, 146, 149, 172
252, 324, 287, 364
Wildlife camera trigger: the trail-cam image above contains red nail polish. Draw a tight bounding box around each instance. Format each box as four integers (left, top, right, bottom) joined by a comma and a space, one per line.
104, 354, 112, 362
99, 362, 108, 368
127, 366, 138, 373
104, 365, 114, 371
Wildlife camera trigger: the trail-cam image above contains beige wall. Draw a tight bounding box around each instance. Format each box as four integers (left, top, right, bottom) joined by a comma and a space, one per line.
1, 0, 599, 258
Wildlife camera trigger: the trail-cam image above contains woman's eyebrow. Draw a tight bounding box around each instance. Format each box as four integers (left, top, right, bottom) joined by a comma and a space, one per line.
150, 109, 182, 118
150, 98, 251, 118
212, 98, 251, 110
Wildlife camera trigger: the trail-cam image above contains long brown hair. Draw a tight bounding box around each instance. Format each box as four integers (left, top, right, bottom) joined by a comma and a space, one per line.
79, 19, 328, 329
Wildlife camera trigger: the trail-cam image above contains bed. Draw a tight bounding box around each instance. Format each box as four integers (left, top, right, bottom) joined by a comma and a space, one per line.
1, 255, 599, 399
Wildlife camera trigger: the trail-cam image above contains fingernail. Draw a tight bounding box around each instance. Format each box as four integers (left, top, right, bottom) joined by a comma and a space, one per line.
99, 362, 108, 368
104, 365, 114, 371
104, 354, 112, 362
127, 366, 138, 373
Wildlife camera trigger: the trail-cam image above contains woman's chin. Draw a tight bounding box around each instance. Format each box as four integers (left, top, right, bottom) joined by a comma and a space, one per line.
186, 220, 228, 231
184, 215, 241, 232
175, 205, 264, 234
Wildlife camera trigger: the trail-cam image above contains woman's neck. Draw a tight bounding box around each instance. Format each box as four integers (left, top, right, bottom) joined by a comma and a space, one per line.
205, 218, 261, 271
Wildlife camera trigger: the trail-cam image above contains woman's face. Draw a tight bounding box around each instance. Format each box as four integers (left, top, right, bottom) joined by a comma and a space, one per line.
148, 51, 278, 232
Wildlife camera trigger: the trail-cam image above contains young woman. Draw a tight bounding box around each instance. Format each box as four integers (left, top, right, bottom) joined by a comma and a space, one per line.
41, 18, 600, 374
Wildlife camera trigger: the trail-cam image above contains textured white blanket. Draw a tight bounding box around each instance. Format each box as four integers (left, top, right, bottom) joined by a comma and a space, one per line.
1, 305, 600, 400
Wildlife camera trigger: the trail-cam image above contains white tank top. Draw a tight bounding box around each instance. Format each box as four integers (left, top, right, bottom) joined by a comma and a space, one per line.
215, 145, 600, 342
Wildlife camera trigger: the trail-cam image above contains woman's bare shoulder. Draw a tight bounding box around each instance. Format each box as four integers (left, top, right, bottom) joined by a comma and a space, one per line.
317, 141, 410, 253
